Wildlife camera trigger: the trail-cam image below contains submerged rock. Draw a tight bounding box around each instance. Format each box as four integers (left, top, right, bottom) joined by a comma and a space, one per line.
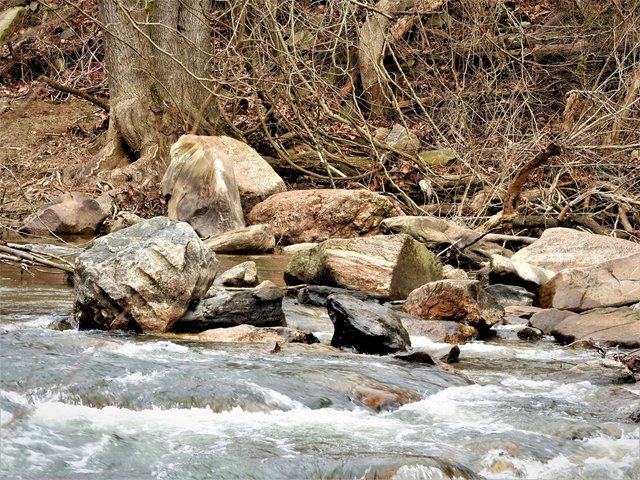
74, 217, 217, 332
197, 324, 318, 344
327, 295, 410, 355
247, 189, 402, 244
173, 281, 285, 333
285, 234, 442, 301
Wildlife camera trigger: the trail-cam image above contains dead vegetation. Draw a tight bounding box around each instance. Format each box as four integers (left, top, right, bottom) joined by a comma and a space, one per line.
1, 0, 638, 238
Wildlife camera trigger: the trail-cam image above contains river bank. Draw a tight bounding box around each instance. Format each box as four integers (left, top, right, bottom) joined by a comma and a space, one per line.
1, 258, 639, 480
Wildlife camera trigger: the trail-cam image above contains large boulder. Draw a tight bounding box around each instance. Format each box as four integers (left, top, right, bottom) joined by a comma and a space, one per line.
20, 192, 112, 236
161, 135, 245, 238
485, 284, 535, 307
327, 295, 410, 355
247, 189, 402, 245
173, 280, 285, 333
538, 252, 640, 311
489, 254, 555, 291
216, 136, 287, 213
551, 307, 640, 348
204, 224, 275, 254
197, 324, 318, 344
74, 217, 217, 332
402, 280, 504, 337
528, 308, 574, 334
400, 317, 478, 344
512, 227, 640, 272
284, 234, 442, 300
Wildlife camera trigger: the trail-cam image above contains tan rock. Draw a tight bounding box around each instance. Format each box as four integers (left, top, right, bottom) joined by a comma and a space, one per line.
247, 189, 402, 245
512, 227, 640, 272
197, 324, 317, 344
205, 224, 275, 253
551, 307, 640, 348
538, 252, 640, 311
400, 317, 478, 344
284, 234, 442, 300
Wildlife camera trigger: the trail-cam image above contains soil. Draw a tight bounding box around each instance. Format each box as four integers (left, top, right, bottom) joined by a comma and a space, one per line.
0, 96, 105, 231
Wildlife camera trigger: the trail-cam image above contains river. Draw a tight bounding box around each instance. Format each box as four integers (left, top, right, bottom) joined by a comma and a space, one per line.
1, 256, 639, 479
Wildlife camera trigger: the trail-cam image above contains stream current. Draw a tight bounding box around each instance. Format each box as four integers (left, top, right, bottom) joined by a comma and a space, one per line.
1, 256, 639, 479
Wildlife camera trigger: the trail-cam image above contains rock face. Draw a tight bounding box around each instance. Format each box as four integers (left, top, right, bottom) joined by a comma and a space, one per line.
247, 189, 402, 245
204, 224, 275, 254
284, 234, 442, 300
213, 261, 259, 288
327, 295, 410, 355
161, 135, 245, 238
538, 252, 640, 311
512, 227, 640, 272
402, 280, 504, 337
551, 307, 640, 348
197, 324, 318, 344
20, 192, 112, 236
74, 217, 217, 332
173, 280, 285, 333
217, 136, 287, 213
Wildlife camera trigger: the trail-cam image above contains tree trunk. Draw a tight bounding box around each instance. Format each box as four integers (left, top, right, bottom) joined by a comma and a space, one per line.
82, 0, 223, 185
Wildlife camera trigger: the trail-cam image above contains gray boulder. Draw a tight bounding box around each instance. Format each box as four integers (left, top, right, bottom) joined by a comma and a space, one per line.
538, 252, 640, 311
173, 280, 285, 333
285, 234, 442, 301
402, 280, 504, 338
204, 224, 275, 254
74, 217, 217, 332
512, 227, 640, 272
327, 295, 410, 355
247, 189, 402, 245
161, 135, 245, 238
485, 284, 535, 307
20, 192, 112, 236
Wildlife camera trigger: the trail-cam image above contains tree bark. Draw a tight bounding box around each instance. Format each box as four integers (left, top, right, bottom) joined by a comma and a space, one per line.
81, 0, 223, 185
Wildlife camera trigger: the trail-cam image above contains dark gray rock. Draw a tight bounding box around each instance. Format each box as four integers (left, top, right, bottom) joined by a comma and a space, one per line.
173, 280, 285, 333
517, 326, 544, 341
485, 284, 535, 307
297, 285, 376, 307
327, 294, 410, 355
74, 217, 217, 332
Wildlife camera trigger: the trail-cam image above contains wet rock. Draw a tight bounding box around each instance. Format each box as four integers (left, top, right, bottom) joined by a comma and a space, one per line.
297, 285, 375, 307
327, 294, 410, 355
439, 345, 461, 363
485, 284, 535, 307
538, 252, 640, 311
393, 350, 436, 365
630, 407, 640, 423
551, 307, 640, 348
400, 317, 478, 344
20, 192, 112, 236
285, 234, 442, 301
517, 326, 544, 341
221, 136, 287, 214
528, 308, 574, 335
402, 280, 504, 338
161, 135, 245, 238
74, 217, 217, 332
213, 261, 259, 288
512, 227, 640, 272
247, 189, 402, 245
204, 224, 275, 254
565, 358, 636, 385
352, 385, 418, 411
197, 324, 318, 344
489, 254, 555, 290
174, 280, 285, 333
502, 305, 544, 325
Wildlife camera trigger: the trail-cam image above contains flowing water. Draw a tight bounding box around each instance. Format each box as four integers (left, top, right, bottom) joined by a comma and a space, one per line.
1, 256, 639, 479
